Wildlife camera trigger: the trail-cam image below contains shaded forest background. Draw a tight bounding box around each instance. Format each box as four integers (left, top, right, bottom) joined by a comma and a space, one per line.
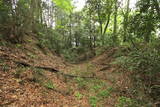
0, 0, 159, 60
0, 0, 160, 106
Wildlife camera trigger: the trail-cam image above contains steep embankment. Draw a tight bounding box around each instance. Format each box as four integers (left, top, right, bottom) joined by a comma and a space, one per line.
0, 38, 127, 107
0, 37, 87, 106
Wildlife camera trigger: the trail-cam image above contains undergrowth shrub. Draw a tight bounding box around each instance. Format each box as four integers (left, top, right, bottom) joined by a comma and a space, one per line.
62, 49, 78, 62
44, 80, 55, 89
75, 77, 87, 90
89, 96, 98, 107
113, 45, 160, 105
75, 92, 83, 100
97, 87, 113, 98
116, 96, 138, 107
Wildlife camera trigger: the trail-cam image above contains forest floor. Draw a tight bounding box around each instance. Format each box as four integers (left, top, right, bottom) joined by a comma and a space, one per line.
0, 38, 130, 107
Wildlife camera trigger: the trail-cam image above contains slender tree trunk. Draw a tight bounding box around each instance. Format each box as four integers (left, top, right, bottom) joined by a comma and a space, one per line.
30, 0, 35, 31
89, 11, 93, 50
39, 0, 43, 24
97, 2, 104, 45
113, 0, 118, 44
97, 2, 103, 35
123, 0, 130, 42
93, 21, 96, 48
102, 12, 111, 36
68, 12, 72, 48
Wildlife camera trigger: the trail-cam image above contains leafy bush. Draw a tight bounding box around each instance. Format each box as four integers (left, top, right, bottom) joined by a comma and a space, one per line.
62, 49, 79, 62
113, 46, 160, 105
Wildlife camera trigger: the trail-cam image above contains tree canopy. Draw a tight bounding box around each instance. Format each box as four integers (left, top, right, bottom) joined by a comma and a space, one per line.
52, 0, 73, 12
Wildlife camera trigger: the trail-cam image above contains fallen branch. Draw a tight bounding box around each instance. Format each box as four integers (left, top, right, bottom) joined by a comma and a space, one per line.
0, 55, 102, 80
99, 66, 110, 71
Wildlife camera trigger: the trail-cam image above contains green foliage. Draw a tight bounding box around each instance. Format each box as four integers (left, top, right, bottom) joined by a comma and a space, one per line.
44, 80, 55, 89
112, 56, 129, 69
114, 47, 160, 73
97, 87, 113, 98
52, 0, 73, 12
75, 92, 83, 99
89, 96, 98, 107
62, 49, 79, 62
0, 1, 10, 22
92, 85, 102, 92
86, 79, 113, 106
0, 40, 7, 46
27, 52, 37, 59
113, 45, 160, 105
0, 0, 160, 105
90, 79, 107, 91
75, 77, 87, 90
116, 96, 137, 107
15, 44, 22, 48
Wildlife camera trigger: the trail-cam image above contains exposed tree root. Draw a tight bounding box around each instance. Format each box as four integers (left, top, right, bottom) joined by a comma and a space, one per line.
99, 66, 110, 71
15, 61, 59, 73
0, 56, 98, 80
15, 61, 97, 79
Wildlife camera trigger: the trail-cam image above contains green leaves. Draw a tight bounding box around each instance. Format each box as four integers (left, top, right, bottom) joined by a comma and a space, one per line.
116, 96, 137, 107
52, 0, 73, 12
97, 87, 113, 98
89, 96, 98, 107
75, 92, 83, 99
0, 0, 2, 5
44, 80, 55, 89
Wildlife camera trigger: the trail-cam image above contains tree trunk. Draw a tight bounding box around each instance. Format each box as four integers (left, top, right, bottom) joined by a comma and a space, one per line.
69, 12, 72, 48
113, 0, 118, 44
89, 12, 93, 50
102, 12, 111, 36
123, 0, 130, 42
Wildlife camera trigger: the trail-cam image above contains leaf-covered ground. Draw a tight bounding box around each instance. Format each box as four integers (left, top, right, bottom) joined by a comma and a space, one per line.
0, 40, 130, 107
